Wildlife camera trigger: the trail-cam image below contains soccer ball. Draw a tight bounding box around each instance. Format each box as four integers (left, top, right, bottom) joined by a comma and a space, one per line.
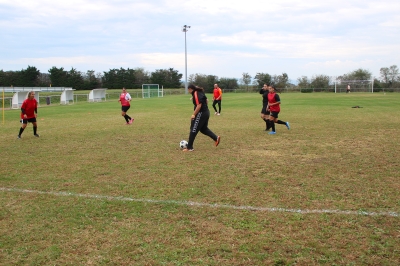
179, 140, 188, 149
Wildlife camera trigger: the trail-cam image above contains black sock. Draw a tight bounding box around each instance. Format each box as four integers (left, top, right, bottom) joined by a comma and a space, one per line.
271, 121, 276, 132
124, 115, 130, 122
19, 127, 25, 136
267, 120, 272, 130
277, 120, 286, 125
33, 126, 37, 135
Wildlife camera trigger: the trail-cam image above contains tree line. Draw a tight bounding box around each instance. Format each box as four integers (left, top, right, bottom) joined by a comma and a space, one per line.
240, 66, 400, 90
0, 66, 183, 90
1, 64, 399, 93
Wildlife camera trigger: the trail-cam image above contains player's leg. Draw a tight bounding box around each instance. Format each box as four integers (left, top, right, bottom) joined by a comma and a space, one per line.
276, 119, 290, 130
269, 112, 277, 134
261, 106, 270, 130
32, 119, 39, 137
198, 112, 219, 144
121, 106, 130, 124
212, 100, 218, 114
18, 119, 28, 138
186, 113, 202, 150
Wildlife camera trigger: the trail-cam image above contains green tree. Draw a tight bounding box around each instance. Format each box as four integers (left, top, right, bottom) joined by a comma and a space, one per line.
311, 74, 330, 89
66, 68, 84, 89
20, 66, 40, 87
0, 70, 16, 86
150, 68, 182, 88
82, 70, 101, 90
272, 73, 289, 88
297, 76, 310, 89
188, 74, 218, 93
380, 67, 390, 84
339, 68, 372, 81
0, 66, 40, 87
48, 66, 68, 87
219, 78, 239, 91
388, 65, 399, 87
133, 68, 150, 88
240, 72, 252, 89
254, 73, 272, 87
102, 68, 137, 89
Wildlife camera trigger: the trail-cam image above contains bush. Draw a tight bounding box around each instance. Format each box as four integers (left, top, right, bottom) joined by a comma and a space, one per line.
300, 88, 313, 93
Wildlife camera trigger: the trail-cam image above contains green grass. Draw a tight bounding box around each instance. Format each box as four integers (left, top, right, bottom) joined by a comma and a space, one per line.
1, 92, 399, 265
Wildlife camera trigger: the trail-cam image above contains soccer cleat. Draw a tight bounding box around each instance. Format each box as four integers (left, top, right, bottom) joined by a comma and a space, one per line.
182, 148, 194, 152
34, 134, 40, 137
17, 135, 21, 139
215, 136, 221, 147
129, 118, 134, 124
286, 122, 290, 130
217, 113, 220, 116
214, 112, 218, 115
268, 131, 276, 135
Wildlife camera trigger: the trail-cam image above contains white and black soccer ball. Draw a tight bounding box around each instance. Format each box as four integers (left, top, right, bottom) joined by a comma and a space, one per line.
179, 140, 188, 149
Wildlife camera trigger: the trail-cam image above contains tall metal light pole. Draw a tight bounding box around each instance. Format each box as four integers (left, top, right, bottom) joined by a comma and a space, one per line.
182, 25, 191, 94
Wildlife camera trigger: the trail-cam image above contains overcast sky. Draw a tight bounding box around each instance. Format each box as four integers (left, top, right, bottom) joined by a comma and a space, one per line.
1, 0, 399, 82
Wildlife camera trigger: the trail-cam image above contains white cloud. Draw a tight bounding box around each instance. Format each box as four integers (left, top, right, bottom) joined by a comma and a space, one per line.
0, 0, 399, 79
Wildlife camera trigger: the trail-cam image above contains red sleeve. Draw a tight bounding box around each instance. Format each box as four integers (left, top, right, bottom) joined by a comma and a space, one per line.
194, 91, 200, 105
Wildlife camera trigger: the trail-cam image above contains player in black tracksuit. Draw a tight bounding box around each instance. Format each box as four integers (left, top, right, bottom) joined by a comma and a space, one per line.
260, 83, 272, 131
184, 84, 220, 151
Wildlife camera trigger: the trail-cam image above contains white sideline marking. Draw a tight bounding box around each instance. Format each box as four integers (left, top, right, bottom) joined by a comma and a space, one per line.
1, 187, 398, 217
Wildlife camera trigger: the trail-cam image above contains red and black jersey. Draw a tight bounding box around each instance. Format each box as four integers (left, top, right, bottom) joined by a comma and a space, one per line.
268, 92, 281, 112
120, 93, 131, 106
191, 90, 209, 112
20, 98, 38, 119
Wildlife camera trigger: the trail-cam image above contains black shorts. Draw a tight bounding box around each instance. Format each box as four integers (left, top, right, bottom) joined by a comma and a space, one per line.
121, 106, 130, 112
261, 105, 270, 115
270, 111, 279, 118
21, 117, 37, 124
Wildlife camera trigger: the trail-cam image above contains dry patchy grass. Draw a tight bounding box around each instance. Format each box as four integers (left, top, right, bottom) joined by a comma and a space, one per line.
1, 92, 399, 265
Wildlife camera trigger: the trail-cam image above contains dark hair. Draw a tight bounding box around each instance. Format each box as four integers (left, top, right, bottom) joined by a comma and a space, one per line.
188, 84, 204, 92
271, 85, 281, 94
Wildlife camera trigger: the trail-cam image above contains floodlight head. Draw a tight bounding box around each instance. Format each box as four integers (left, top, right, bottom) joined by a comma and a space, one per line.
182, 25, 191, 32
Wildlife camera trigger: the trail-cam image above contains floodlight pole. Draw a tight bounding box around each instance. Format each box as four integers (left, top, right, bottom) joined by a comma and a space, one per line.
182, 25, 191, 94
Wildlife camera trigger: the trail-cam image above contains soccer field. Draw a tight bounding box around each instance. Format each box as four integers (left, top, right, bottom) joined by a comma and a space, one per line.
1, 92, 399, 265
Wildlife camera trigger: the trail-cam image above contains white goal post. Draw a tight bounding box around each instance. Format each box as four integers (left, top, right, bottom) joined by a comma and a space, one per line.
142, 84, 163, 98
334, 79, 374, 93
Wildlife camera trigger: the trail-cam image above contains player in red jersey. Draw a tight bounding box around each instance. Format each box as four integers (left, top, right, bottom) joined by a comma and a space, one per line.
118, 87, 133, 125
183, 84, 220, 151
17, 91, 39, 139
267, 85, 290, 135
260, 83, 272, 131
212, 83, 222, 115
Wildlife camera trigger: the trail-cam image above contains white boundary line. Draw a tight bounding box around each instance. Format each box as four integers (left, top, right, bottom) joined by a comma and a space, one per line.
1, 187, 398, 217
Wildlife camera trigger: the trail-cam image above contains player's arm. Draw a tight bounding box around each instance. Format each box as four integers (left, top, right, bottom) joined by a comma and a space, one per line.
216, 90, 222, 100
21, 107, 27, 118
191, 103, 202, 120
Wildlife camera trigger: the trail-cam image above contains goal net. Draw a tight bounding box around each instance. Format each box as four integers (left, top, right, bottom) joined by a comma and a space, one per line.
142, 84, 163, 98
334, 80, 374, 93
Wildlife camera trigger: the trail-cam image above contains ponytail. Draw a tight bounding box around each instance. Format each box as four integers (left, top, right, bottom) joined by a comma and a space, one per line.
188, 84, 204, 92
